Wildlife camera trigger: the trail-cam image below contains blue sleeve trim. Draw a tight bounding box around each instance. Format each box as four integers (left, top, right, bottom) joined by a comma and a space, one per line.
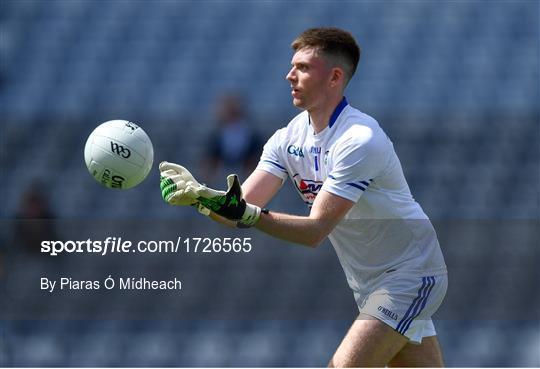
346, 182, 366, 191
263, 160, 287, 172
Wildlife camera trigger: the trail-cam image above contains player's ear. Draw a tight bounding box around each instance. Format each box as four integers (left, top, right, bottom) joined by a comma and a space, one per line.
329, 67, 344, 86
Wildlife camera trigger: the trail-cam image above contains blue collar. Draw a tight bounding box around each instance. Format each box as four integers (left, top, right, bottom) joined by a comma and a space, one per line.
308, 97, 349, 130
328, 96, 348, 128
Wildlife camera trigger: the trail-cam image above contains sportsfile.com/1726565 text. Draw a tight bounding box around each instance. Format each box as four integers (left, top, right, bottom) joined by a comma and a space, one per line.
40, 237, 253, 256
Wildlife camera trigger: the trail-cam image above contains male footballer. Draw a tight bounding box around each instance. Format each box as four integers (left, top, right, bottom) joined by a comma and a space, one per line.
160, 27, 448, 367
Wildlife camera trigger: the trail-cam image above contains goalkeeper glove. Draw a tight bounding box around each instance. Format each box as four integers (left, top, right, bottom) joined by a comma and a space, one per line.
159, 162, 199, 206
159, 161, 261, 226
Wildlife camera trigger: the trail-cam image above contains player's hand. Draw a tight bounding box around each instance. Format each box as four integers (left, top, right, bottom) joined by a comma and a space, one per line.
194, 173, 262, 226
159, 161, 261, 226
159, 162, 200, 206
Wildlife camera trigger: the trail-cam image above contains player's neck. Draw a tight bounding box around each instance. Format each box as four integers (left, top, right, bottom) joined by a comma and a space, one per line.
308, 94, 344, 134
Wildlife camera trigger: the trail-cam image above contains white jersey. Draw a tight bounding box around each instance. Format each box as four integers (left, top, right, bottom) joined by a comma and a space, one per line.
256, 98, 447, 293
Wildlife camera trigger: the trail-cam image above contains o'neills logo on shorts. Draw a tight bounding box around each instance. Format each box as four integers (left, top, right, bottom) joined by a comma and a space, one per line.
378, 306, 398, 321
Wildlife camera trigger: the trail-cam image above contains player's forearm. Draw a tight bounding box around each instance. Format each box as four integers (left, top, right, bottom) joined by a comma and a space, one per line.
208, 210, 237, 228
254, 211, 331, 247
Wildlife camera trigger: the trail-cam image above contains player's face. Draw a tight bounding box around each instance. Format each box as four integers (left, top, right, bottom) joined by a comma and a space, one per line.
286, 47, 333, 111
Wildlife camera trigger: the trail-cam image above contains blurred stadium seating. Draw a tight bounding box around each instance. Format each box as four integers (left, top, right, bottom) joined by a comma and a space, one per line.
0, 0, 538, 367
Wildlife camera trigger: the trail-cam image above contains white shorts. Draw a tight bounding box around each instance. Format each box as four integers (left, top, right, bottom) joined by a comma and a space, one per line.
354, 273, 448, 344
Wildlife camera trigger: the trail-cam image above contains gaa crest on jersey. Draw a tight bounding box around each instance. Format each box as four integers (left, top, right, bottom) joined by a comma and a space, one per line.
287, 145, 305, 158
323, 150, 330, 165
292, 173, 323, 205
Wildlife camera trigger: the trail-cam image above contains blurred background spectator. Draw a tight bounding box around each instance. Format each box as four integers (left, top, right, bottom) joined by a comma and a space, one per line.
13, 180, 58, 255
201, 93, 261, 184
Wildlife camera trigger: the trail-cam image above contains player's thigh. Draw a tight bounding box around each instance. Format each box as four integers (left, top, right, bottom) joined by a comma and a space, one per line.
328, 314, 408, 367
388, 335, 444, 367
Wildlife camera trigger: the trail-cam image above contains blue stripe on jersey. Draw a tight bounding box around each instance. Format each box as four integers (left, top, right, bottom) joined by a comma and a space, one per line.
263, 160, 287, 172
400, 277, 435, 334
329, 97, 349, 128
314, 156, 319, 171
328, 174, 336, 180
346, 182, 366, 191
360, 181, 370, 186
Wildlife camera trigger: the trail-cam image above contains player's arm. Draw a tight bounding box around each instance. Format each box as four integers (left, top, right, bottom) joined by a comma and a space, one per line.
241, 169, 283, 207
206, 169, 283, 227
159, 162, 280, 227
159, 161, 357, 246
159, 161, 355, 244
254, 190, 355, 247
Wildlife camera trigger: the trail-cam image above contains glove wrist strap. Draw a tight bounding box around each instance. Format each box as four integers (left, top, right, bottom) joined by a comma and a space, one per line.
240, 203, 261, 226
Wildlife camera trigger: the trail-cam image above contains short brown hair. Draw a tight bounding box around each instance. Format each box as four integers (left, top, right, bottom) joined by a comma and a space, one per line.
291, 27, 361, 84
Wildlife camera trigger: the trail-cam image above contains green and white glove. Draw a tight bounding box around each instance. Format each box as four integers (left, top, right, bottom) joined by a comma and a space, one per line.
159, 161, 261, 226
159, 162, 200, 206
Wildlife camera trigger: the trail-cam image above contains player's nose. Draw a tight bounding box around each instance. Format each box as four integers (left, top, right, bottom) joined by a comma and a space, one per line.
285, 67, 295, 82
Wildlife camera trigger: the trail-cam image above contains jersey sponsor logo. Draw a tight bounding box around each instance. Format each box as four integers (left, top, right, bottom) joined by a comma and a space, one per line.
287, 145, 304, 158
292, 174, 323, 204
